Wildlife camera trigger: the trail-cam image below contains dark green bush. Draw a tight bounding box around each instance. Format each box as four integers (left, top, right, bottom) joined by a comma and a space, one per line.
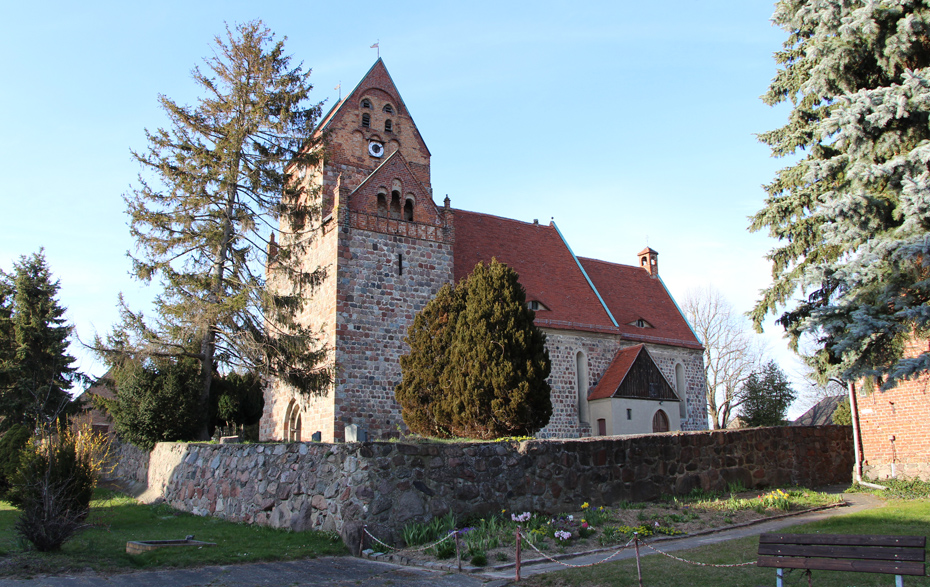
0, 424, 31, 497
396, 260, 551, 439
106, 358, 203, 449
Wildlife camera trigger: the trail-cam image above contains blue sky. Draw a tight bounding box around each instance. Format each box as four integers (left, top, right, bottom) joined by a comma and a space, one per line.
0, 1, 813, 412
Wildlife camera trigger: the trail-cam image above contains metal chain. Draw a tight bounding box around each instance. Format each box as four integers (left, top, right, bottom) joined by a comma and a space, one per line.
363, 527, 458, 553
640, 540, 756, 567
518, 534, 638, 568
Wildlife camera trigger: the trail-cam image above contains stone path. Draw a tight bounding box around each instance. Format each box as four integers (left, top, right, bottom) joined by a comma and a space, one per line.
0, 490, 884, 587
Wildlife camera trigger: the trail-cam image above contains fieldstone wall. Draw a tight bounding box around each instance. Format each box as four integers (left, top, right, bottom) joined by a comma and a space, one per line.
108, 426, 852, 553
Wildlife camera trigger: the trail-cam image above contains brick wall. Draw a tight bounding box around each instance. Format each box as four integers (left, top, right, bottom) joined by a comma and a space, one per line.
857, 339, 930, 481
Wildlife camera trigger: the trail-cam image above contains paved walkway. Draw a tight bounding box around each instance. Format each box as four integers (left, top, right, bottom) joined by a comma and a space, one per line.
0, 491, 884, 587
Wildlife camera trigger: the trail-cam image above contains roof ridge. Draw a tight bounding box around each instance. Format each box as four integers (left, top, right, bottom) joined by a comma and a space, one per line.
451, 208, 552, 228
551, 222, 619, 328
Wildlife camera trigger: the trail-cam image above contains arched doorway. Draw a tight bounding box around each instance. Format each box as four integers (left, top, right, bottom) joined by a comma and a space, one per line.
652, 409, 669, 433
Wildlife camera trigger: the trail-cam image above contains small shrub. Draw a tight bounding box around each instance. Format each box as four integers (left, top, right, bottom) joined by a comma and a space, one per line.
495, 551, 508, 562
470, 552, 487, 566
8, 423, 112, 551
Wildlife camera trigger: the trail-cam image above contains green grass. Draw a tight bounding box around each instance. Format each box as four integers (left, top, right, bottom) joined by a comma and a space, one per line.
522, 499, 930, 587
0, 490, 346, 577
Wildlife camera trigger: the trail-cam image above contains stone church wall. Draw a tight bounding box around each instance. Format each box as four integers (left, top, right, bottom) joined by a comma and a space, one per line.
332, 225, 454, 440
261, 218, 340, 442
110, 426, 852, 552
542, 332, 708, 438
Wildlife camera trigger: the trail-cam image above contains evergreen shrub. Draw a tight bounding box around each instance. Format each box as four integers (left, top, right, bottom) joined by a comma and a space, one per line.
396, 260, 552, 439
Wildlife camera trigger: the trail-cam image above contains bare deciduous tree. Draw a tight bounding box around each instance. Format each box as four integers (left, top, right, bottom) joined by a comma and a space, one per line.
682, 287, 765, 429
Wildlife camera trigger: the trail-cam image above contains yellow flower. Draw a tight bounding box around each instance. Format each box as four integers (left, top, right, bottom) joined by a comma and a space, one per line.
581, 502, 590, 510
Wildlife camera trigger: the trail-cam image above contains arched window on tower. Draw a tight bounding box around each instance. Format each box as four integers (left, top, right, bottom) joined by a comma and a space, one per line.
362, 113, 370, 128
361, 98, 372, 109
403, 198, 414, 221
576, 351, 589, 425
285, 400, 302, 442
384, 119, 393, 133
390, 190, 401, 219
377, 193, 387, 217
383, 104, 393, 114
675, 363, 688, 421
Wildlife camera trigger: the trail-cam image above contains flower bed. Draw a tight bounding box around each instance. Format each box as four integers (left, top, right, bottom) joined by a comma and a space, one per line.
391, 487, 841, 567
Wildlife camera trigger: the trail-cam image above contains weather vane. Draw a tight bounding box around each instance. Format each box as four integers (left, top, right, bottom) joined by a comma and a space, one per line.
370, 40, 379, 58
334, 82, 341, 101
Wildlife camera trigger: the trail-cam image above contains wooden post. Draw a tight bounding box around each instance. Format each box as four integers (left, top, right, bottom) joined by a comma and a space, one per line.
360, 525, 367, 557
634, 532, 643, 587
455, 530, 461, 572
515, 526, 522, 582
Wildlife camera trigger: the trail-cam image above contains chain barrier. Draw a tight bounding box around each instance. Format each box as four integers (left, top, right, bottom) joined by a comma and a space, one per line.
639, 539, 757, 568
363, 526, 458, 553
519, 533, 638, 568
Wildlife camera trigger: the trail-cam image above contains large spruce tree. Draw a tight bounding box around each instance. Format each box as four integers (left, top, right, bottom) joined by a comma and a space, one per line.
396, 260, 552, 439
98, 21, 330, 438
0, 251, 79, 431
751, 1, 930, 387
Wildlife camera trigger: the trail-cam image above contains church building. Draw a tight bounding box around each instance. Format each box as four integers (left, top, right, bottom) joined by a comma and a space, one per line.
260, 60, 708, 442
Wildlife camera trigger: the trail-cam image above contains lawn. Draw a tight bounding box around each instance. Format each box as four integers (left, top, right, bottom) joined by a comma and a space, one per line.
520, 498, 930, 587
0, 490, 346, 577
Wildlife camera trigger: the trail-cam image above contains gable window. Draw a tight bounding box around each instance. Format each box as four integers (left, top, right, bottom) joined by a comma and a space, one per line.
377, 193, 387, 216
383, 104, 393, 114
385, 119, 393, 133
361, 98, 372, 109
403, 198, 414, 221
362, 113, 370, 128
390, 190, 401, 218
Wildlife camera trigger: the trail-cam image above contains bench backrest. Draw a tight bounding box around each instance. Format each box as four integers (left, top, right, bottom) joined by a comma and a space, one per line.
757, 533, 926, 577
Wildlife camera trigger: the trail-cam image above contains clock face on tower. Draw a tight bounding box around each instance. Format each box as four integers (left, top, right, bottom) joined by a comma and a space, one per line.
368, 141, 384, 158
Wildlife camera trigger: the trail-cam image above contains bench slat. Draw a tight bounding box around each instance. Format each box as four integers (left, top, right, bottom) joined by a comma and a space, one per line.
759, 533, 926, 548
757, 555, 926, 576
758, 543, 926, 562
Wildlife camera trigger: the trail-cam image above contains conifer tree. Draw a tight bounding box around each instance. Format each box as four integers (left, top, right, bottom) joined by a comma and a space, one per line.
97, 21, 330, 438
396, 260, 552, 439
751, 1, 930, 387
739, 361, 795, 427
0, 251, 79, 431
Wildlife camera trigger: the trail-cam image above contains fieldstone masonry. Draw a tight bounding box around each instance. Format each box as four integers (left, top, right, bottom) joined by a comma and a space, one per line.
107, 426, 852, 553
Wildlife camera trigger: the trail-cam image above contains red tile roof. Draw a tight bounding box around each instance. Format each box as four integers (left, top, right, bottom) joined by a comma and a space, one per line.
451, 209, 702, 349
588, 345, 644, 400
452, 210, 615, 329
579, 258, 702, 349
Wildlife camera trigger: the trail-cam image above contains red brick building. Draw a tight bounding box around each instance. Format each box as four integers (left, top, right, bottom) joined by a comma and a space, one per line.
261, 60, 707, 442
855, 339, 930, 481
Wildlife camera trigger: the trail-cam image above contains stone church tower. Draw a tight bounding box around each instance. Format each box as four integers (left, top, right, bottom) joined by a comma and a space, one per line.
261, 60, 709, 443
261, 60, 455, 442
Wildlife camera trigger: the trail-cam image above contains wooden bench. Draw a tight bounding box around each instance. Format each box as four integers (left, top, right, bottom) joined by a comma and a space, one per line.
757, 533, 926, 586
